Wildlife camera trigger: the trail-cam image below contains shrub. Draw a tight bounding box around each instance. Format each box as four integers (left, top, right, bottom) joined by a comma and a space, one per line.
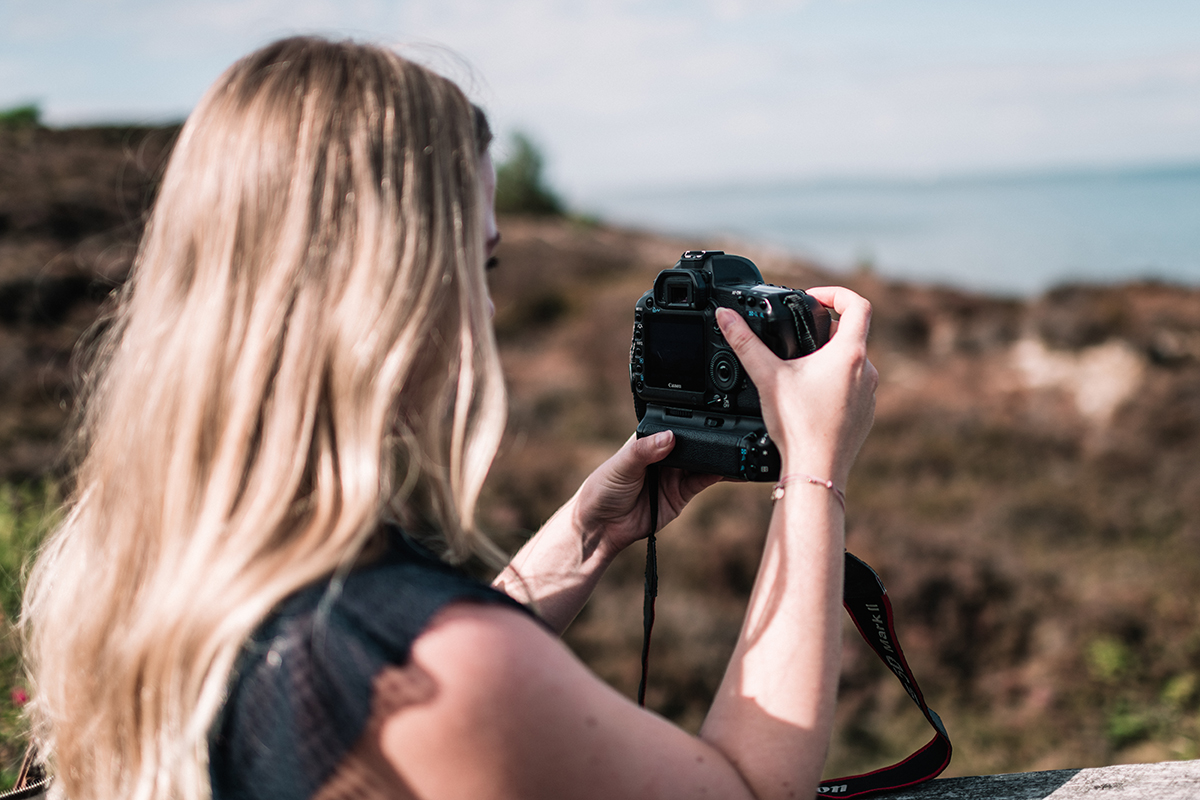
0, 105, 41, 130
495, 132, 564, 216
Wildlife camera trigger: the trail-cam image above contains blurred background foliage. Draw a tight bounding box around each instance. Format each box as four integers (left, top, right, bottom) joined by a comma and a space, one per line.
0, 482, 59, 788
494, 131, 564, 216
0, 105, 40, 131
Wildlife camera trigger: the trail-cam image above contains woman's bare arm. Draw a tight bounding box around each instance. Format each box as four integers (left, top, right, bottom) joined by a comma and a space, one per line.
698, 288, 877, 795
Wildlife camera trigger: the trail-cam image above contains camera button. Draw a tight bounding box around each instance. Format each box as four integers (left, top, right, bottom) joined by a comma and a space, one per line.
705, 417, 724, 428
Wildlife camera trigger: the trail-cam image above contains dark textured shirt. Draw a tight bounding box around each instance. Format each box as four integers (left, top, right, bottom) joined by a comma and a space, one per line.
208, 528, 531, 800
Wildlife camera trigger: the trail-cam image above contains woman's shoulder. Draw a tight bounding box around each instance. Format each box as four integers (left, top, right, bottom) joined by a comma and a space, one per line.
304, 529, 529, 659
249, 526, 528, 677
209, 527, 531, 800
344, 602, 757, 800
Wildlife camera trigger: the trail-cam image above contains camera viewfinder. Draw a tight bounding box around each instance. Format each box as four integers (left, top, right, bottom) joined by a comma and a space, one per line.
664, 277, 693, 307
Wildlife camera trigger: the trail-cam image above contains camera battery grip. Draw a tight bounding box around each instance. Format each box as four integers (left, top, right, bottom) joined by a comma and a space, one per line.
635, 406, 780, 481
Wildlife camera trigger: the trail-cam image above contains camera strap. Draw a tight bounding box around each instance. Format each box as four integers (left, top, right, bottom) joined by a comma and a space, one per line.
819, 553, 953, 798
785, 293, 820, 354
637, 463, 660, 707
637, 470, 952, 798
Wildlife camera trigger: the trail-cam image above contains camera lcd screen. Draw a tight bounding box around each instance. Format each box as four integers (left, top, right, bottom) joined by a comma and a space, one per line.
643, 315, 705, 393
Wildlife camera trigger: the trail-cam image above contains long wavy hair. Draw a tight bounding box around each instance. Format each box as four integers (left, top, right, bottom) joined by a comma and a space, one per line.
21, 37, 505, 800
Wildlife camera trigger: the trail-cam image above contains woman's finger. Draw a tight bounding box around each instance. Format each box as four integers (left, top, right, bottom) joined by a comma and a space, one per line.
715, 307, 779, 387
804, 286, 872, 347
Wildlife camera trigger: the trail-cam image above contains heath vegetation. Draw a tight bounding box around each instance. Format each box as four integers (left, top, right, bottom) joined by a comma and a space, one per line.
1, 125, 1198, 788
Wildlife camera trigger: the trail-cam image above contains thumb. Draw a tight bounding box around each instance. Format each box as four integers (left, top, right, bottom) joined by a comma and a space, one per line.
606, 431, 675, 484
630, 429, 674, 467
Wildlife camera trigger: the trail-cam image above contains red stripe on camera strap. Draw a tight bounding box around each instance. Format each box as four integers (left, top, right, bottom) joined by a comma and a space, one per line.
817, 553, 952, 798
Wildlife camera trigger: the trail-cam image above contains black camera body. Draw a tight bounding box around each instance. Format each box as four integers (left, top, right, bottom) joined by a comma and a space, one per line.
630, 250, 831, 481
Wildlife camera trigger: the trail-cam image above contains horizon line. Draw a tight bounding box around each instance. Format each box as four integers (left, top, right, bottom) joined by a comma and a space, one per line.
582, 158, 1200, 200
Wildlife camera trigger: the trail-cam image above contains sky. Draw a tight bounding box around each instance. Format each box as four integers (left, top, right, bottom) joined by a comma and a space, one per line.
3, 0, 1200, 204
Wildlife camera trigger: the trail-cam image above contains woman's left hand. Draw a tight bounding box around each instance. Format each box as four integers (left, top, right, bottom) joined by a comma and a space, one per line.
572, 430, 723, 561
494, 430, 721, 633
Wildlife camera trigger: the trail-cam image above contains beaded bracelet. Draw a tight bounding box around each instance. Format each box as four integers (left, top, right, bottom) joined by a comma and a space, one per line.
770, 473, 846, 511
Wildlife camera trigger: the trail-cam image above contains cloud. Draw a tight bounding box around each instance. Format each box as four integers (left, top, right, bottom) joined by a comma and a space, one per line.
3, 0, 1199, 194
550, 46, 1200, 192
707, 0, 812, 22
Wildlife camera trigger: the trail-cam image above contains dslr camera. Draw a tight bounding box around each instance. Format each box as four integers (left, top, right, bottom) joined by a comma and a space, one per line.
630, 250, 830, 481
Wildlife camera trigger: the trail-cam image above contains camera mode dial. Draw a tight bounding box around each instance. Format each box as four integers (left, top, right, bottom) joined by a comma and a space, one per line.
709, 350, 740, 392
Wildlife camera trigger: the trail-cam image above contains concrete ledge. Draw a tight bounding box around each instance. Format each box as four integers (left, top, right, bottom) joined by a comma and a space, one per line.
881, 760, 1200, 799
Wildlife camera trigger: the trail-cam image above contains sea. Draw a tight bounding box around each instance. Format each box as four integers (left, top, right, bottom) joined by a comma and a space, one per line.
582, 164, 1200, 297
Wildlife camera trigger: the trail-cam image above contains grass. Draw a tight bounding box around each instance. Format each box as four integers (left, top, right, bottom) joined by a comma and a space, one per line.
0, 482, 59, 789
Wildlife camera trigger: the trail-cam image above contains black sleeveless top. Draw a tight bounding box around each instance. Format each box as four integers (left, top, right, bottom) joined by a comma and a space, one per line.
208, 528, 533, 800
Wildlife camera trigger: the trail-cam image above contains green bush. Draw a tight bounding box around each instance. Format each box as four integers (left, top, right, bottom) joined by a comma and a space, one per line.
495, 132, 564, 216
0, 481, 59, 789
0, 105, 41, 130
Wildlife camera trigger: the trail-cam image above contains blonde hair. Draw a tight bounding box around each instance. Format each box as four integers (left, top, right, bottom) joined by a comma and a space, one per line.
22, 37, 505, 800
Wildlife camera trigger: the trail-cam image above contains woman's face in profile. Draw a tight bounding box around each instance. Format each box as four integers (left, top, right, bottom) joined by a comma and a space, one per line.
480, 149, 500, 316
480, 150, 500, 261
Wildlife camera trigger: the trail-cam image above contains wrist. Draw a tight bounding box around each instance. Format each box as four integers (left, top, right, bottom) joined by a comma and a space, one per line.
566, 493, 623, 568
778, 448, 845, 489
771, 473, 846, 511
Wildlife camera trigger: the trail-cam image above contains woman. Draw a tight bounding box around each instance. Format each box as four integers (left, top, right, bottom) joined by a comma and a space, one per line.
22, 37, 877, 800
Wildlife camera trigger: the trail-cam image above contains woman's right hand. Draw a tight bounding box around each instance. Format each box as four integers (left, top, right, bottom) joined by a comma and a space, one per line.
715, 286, 878, 487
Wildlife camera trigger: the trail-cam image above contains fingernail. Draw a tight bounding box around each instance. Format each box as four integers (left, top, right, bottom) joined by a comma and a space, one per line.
652, 430, 673, 447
